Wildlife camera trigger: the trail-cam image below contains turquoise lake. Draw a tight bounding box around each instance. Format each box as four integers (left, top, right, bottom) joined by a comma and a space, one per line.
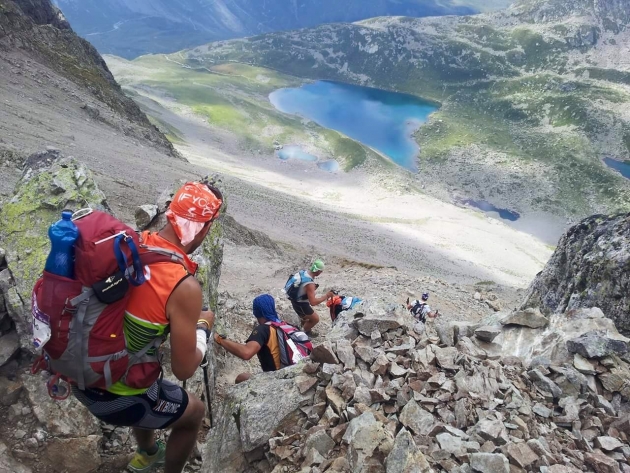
604, 157, 630, 179
269, 81, 438, 170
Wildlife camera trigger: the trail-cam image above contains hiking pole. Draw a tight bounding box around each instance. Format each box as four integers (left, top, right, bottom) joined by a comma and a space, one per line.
200, 354, 213, 428
182, 355, 212, 427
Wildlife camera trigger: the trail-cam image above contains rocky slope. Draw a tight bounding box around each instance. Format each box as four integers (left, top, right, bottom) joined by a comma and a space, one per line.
1, 155, 629, 473
521, 212, 630, 335
174, 0, 630, 224
0, 0, 206, 221
52, 0, 513, 59
203, 300, 630, 473
0, 0, 177, 157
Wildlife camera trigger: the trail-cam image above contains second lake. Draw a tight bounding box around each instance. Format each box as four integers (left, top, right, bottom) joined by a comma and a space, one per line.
269, 81, 437, 170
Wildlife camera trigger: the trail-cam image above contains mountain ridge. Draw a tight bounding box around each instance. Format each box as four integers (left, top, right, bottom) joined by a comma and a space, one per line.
0, 0, 179, 157
51, 0, 514, 58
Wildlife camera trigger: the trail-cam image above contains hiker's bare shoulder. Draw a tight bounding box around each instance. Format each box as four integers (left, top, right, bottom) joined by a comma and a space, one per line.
167, 276, 202, 321
172, 276, 202, 300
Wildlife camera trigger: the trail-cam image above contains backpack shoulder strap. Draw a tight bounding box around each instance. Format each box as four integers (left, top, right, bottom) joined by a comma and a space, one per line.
140, 246, 187, 269
298, 271, 314, 287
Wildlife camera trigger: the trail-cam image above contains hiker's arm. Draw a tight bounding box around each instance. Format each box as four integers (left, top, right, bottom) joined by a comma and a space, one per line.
306, 284, 333, 306
167, 277, 204, 380
214, 334, 261, 360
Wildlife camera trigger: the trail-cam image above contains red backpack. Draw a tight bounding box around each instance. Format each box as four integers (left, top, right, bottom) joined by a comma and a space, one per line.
266, 321, 313, 367
31, 210, 184, 398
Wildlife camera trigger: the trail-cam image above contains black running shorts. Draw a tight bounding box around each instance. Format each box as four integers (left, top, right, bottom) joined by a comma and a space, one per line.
72, 380, 188, 429
291, 300, 315, 317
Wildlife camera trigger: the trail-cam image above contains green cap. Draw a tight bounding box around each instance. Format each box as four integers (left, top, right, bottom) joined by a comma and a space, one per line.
310, 259, 325, 272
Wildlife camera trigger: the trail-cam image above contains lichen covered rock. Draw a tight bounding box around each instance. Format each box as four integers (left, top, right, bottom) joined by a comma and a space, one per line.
0, 151, 109, 349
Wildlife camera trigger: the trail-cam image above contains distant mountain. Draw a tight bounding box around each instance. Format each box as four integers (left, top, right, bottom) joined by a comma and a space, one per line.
52, 0, 514, 59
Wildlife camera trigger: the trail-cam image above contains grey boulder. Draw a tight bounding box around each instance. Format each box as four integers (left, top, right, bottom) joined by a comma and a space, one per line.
501, 308, 549, 329
566, 330, 628, 359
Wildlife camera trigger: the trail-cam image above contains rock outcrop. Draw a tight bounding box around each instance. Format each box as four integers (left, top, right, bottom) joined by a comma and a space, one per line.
521, 213, 630, 335
222, 214, 281, 253
0, 150, 110, 350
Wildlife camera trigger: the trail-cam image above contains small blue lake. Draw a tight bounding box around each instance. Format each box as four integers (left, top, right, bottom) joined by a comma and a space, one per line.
463, 199, 521, 222
317, 160, 340, 172
269, 81, 437, 170
277, 145, 317, 162
276, 145, 340, 173
604, 157, 630, 179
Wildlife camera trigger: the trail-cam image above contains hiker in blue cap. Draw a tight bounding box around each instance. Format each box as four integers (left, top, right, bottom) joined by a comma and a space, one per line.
214, 294, 312, 383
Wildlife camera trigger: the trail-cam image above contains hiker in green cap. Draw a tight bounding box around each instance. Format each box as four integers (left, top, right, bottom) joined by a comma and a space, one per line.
283, 259, 334, 335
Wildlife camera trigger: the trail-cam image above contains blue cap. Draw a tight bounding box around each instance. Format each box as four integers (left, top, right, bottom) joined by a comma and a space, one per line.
253, 294, 281, 323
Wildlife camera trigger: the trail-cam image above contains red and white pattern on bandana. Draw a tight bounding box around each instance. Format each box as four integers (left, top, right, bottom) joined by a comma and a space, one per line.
166, 182, 222, 245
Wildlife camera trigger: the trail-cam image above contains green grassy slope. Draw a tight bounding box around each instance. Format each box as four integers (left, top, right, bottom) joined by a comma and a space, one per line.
112, 56, 383, 171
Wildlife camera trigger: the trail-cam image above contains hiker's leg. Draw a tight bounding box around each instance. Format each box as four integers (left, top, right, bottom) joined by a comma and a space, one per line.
164, 393, 205, 473
292, 301, 318, 332
235, 372, 251, 384
132, 427, 156, 452
302, 312, 320, 333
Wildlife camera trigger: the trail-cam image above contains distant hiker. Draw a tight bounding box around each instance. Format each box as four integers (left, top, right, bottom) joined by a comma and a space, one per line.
283, 259, 334, 335
326, 293, 363, 323
71, 182, 223, 473
407, 293, 438, 325
214, 294, 313, 383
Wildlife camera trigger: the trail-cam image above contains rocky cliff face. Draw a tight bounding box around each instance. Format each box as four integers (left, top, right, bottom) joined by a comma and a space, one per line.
0, 0, 178, 158
521, 213, 630, 335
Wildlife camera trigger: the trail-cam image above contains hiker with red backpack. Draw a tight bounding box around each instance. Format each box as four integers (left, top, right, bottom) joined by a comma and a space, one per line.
326, 292, 363, 323
214, 294, 312, 383
32, 181, 223, 473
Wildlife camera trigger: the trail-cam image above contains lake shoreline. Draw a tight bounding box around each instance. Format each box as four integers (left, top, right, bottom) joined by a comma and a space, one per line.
269, 80, 438, 171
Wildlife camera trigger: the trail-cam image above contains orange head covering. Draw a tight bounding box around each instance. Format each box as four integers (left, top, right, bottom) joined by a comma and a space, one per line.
166, 182, 223, 246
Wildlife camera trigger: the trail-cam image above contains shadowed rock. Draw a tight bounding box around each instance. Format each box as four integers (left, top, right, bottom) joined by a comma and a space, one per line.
566, 330, 628, 359
501, 308, 549, 329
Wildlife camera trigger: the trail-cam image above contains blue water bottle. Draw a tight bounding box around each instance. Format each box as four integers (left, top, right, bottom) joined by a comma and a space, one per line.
44, 210, 79, 278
